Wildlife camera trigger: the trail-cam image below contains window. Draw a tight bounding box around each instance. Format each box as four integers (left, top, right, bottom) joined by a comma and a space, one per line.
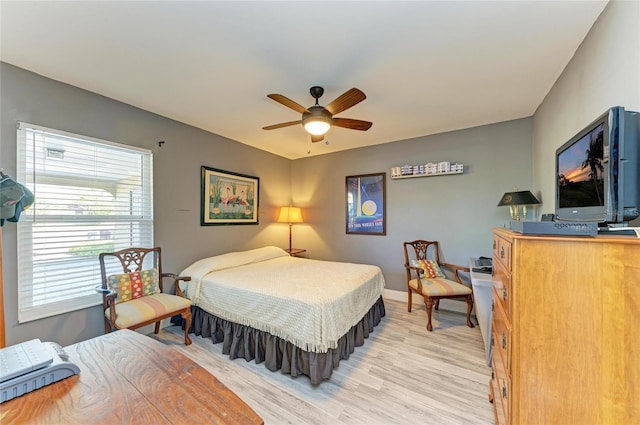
16, 122, 153, 322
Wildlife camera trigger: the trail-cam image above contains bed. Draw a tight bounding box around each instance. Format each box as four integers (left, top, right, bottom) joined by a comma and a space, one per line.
173, 246, 386, 384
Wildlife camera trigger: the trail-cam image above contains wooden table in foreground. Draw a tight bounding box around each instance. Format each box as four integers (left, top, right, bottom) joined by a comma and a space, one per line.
0, 329, 263, 425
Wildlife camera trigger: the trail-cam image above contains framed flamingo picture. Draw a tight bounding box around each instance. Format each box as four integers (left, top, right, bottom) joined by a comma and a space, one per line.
201, 166, 259, 225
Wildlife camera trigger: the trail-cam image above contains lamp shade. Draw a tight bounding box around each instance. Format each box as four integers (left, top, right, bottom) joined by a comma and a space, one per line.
277, 206, 303, 223
497, 190, 540, 206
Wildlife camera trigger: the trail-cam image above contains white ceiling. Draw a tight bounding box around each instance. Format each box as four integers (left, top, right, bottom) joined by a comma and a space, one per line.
1, 1, 607, 159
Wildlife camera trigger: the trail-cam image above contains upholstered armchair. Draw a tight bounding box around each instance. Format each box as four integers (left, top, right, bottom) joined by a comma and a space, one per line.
98, 247, 193, 345
403, 240, 474, 331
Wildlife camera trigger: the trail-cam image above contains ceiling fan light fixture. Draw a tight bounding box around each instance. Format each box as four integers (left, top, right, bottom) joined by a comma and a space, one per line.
302, 105, 333, 136
264, 86, 370, 140
303, 119, 331, 136
302, 107, 332, 135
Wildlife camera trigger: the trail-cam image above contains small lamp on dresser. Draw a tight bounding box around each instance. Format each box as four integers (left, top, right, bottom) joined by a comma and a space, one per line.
277, 206, 303, 253
497, 190, 540, 221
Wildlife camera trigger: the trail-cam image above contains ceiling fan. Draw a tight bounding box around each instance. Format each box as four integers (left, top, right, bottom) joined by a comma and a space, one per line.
262, 86, 372, 143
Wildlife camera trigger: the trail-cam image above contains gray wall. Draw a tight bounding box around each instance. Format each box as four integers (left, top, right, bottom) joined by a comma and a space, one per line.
533, 0, 640, 228
0, 62, 291, 346
1, 61, 532, 346
291, 119, 533, 292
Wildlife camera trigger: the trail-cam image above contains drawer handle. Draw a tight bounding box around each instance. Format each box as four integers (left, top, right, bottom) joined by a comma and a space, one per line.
502, 333, 507, 349
491, 336, 494, 347
493, 240, 497, 249
502, 380, 507, 399
500, 246, 505, 258
502, 288, 507, 301
491, 300, 495, 312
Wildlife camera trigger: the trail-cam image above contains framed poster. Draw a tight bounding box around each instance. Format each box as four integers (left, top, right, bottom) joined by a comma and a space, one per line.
201, 166, 259, 225
346, 172, 386, 235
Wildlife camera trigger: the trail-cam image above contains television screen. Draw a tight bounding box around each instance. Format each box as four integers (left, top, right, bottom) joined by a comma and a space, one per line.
557, 123, 606, 208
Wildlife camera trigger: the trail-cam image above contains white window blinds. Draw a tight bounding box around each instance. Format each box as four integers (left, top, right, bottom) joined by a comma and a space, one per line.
16, 122, 153, 323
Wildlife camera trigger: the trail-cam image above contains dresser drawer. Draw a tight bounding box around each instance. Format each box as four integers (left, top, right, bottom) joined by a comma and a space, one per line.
491, 360, 509, 425
492, 234, 500, 262
492, 261, 511, 319
491, 344, 510, 425
492, 297, 511, 373
490, 376, 506, 425
496, 236, 511, 271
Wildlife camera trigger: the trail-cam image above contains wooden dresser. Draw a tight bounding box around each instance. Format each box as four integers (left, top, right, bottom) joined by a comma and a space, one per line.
489, 228, 640, 425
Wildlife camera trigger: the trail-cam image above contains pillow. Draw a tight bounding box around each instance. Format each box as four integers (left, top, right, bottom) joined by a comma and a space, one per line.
108, 268, 159, 304
410, 259, 445, 278
180, 246, 289, 278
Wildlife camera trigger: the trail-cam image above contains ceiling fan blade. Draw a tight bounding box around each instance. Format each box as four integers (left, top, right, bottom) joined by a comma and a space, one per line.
262, 120, 301, 130
325, 88, 366, 115
311, 134, 324, 143
267, 94, 310, 114
332, 118, 373, 131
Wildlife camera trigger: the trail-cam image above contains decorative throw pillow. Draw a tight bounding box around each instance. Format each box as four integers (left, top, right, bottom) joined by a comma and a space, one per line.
411, 259, 445, 278
108, 268, 159, 304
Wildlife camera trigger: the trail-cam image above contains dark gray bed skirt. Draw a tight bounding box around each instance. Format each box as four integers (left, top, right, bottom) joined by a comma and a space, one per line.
171, 297, 385, 384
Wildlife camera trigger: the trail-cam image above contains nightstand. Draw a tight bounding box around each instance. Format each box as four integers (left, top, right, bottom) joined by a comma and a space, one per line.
285, 248, 306, 256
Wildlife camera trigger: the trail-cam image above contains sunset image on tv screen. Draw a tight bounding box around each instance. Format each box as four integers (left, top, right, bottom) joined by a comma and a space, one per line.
557, 123, 605, 208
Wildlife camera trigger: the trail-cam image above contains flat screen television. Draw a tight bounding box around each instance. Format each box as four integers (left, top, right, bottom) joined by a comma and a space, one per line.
555, 106, 639, 224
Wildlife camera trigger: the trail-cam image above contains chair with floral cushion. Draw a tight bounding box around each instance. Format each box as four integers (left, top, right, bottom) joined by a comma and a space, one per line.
98, 247, 193, 345
403, 240, 474, 331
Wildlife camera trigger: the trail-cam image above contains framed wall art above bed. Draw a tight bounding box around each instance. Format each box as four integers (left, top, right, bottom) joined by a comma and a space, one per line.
201, 166, 259, 226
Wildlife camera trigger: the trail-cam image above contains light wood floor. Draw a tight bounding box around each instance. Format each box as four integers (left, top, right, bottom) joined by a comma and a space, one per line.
153, 298, 494, 425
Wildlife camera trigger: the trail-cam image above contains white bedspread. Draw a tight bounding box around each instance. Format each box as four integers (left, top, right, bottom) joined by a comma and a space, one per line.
181, 246, 385, 353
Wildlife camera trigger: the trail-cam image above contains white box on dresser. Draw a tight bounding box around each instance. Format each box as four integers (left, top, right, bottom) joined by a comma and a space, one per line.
469, 260, 494, 367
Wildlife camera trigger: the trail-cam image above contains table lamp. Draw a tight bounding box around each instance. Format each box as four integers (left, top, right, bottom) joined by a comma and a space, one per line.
277, 206, 303, 252
497, 190, 540, 221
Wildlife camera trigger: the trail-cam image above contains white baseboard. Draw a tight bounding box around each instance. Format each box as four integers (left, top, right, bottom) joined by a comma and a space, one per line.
383, 288, 417, 304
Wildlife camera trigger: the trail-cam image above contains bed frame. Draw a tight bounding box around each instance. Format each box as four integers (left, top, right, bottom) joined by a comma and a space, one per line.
173, 297, 385, 384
